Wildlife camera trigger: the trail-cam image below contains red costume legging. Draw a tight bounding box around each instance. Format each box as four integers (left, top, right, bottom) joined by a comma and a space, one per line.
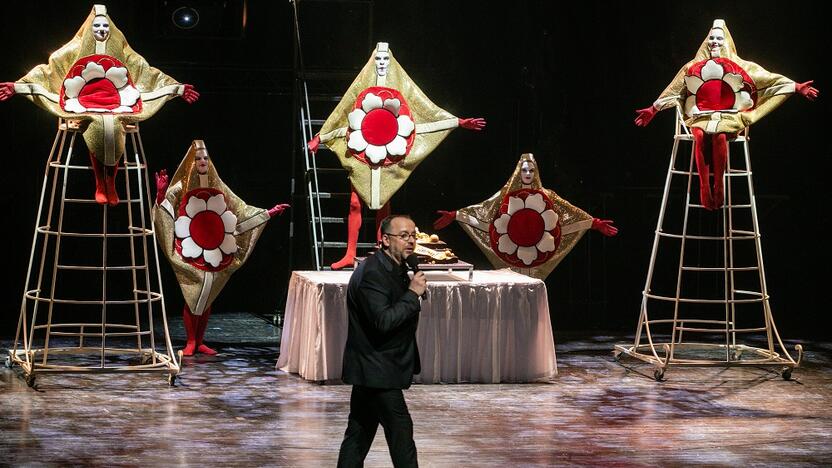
691, 127, 728, 210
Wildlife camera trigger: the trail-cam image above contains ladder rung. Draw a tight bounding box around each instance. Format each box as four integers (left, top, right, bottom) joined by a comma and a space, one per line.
730, 229, 757, 237
57, 265, 148, 271
308, 95, 343, 102
310, 192, 351, 198
63, 198, 140, 204
318, 241, 376, 248
312, 217, 344, 224
681, 266, 759, 272
656, 232, 756, 241
306, 119, 326, 126
307, 167, 346, 174
670, 170, 750, 177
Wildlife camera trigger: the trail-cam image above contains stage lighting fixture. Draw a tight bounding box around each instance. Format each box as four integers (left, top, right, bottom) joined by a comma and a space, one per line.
172, 6, 200, 30
157, 0, 245, 39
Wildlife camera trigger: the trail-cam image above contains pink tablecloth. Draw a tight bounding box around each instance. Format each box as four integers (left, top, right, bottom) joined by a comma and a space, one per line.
275, 269, 557, 383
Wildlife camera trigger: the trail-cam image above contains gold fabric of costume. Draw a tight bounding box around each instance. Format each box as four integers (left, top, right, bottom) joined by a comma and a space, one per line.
456, 154, 594, 280
653, 20, 795, 134
317, 43, 458, 209
153, 141, 270, 315
15, 5, 185, 165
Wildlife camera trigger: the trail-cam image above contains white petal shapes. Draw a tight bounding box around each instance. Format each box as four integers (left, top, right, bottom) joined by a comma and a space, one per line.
118, 85, 140, 107
397, 115, 415, 137
105, 66, 129, 89
701, 60, 724, 81
541, 210, 559, 231
113, 106, 133, 113
81, 62, 106, 82
493, 213, 511, 234
684, 75, 704, 95
206, 194, 227, 215
516, 246, 538, 265
382, 98, 401, 116
524, 193, 546, 213
735, 91, 753, 111
221, 211, 238, 233
684, 95, 699, 116
507, 196, 524, 215
63, 76, 86, 99
63, 98, 86, 113
180, 237, 203, 259
174, 216, 192, 239
185, 195, 207, 218
348, 130, 369, 153
361, 93, 383, 113
202, 248, 223, 267
348, 109, 366, 131
723, 72, 744, 92
386, 135, 407, 156
219, 234, 238, 255
498, 234, 518, 255
536, 232, 556, 253
365, 144, 387, 164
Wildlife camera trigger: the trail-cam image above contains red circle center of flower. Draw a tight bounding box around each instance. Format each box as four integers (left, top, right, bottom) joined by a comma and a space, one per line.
695, 79, 735, 111
189, 211, 225, 250
507, 208, 545, 247
361, 108, 398, 146
77, 78, 121, 110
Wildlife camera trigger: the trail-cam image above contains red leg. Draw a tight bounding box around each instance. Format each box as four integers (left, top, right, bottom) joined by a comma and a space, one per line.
375, 202, 391, 242
711, 133, 728, 209
89, 153, 108, 205
105, 161, 120, 207
182, 305, 197, 356
195, 306, 217, 355
331, 190, 362, 270
692, 128, 714, 210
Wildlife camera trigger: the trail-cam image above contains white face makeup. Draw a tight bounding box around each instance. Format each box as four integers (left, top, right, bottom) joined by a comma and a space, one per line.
707, 28, 725, 57
195, 149, 210, 175
520, 161, 536, 185
92, 15, 110, 42
374, 51, 390, 76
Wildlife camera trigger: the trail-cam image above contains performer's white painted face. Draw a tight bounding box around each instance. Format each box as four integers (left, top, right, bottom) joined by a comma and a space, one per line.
708, 28, 725, 57
195, 149, 210, 175
521, 161, 536, 185
374, 51, 390, 76
382, 216, 417, 265
92, 15, 110, 42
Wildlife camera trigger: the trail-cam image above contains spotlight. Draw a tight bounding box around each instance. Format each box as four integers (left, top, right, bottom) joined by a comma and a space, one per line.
172, 6, 200, 29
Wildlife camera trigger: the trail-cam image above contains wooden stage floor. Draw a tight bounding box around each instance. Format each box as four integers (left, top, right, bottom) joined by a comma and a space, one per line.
1, 329, 831, 467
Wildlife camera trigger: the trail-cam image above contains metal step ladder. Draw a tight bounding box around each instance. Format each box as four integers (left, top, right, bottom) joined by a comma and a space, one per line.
289, 0, 376, 271
614, 107, 802, 381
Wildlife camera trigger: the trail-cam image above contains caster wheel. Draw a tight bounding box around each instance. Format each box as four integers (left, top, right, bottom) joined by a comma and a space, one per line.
781, 367, 793, 381
653, 369, 665, 382
613, 351, 622, 362
167, 373, 177, 386
4, 355, 11, 368
25, 374, 36, 387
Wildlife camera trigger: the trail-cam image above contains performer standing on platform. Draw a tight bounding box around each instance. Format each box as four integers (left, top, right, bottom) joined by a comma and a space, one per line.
153, 140, 289, 356
338, 215, 425, 468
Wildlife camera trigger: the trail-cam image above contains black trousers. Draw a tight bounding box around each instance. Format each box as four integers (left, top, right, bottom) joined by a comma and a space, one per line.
337, 385, 418, 468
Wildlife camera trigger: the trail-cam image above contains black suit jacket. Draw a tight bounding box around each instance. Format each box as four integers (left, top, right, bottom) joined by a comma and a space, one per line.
342, 250, 421, 389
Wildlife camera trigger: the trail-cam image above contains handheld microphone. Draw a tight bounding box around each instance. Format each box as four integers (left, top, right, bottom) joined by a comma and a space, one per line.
405, 255, 427, 299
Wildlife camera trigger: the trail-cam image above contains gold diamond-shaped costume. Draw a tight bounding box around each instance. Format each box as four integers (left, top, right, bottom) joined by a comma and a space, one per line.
652, 19, 797, 134
13, 4, 188, 166
316, 42, 461, 209
153, 141, 271, 315
454, 154, 594, 280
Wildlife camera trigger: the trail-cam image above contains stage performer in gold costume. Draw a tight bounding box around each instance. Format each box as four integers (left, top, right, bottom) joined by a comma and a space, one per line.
307, 42, 486, 269
153, 141, 289, 356
0, 4, 199, 206
433, 154, 617, 280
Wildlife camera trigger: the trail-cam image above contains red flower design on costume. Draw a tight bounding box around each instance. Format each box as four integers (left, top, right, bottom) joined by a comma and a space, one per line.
60, 55, 142, 114
174, 188, 237, 272
489, 189, 561, 268
347, 87, 415, 166
683, 58, 756, 116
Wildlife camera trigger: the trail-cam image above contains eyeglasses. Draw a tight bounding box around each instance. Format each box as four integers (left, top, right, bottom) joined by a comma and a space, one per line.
384, 231, 417, 241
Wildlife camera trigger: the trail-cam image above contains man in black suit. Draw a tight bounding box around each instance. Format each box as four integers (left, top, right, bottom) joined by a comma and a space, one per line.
337, 214, 426, 468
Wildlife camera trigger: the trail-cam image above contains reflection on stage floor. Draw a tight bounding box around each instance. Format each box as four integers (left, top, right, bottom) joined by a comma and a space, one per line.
1, 313, 830, 466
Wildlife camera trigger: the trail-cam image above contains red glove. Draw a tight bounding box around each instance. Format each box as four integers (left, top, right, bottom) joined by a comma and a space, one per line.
0, 82, 15, 101
634, 105, 658, 127
154, 169, 169, 205
433, 210, 457, 230
458, 117, 486, 131
182, 84, 200, 104
307, 135, 320, 154
268, 203, 290, 217
591, 218, 618, 237
795, 80, 819, 101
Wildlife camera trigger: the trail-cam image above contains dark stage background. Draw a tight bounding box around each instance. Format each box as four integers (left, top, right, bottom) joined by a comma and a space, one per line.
0, 1, 829, 338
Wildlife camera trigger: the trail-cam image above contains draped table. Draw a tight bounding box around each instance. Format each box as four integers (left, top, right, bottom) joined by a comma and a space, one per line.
275, 269, 557, 383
